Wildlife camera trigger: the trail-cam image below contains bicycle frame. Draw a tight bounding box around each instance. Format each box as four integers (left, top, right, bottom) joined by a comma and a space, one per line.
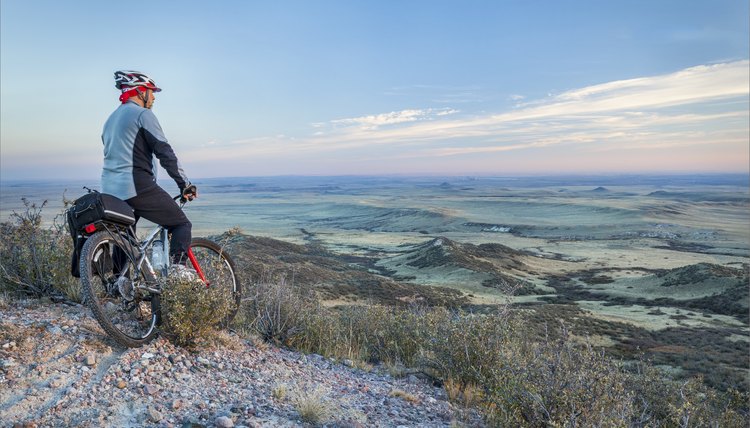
136, 224, 209, 286
95, 196, 210, 293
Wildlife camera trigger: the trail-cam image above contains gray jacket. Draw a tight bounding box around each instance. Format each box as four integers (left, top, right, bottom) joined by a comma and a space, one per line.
101, 101, 189, 200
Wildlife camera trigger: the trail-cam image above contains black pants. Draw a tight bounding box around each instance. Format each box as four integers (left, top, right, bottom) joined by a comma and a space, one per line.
126, 186, 192, 264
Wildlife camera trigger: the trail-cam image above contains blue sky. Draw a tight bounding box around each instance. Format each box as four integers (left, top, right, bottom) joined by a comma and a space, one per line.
1, 0, 748, 180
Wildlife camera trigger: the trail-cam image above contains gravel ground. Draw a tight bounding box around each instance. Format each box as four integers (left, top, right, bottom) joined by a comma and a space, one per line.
0, 300, 481, 427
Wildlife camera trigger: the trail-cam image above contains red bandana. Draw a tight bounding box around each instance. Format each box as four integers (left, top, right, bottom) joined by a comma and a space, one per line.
119, 87, 146, 104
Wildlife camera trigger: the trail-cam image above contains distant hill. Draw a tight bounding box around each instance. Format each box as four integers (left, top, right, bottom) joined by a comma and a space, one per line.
380, 237, 537, 293
647, 190, 750, 203
217, 232, 468, 307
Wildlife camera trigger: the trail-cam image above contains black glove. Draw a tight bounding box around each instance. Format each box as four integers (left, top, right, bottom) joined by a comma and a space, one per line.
181, 184, 197, 202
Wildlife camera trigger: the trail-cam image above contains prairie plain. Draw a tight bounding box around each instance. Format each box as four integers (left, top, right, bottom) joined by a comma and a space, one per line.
2, 174, 748, 391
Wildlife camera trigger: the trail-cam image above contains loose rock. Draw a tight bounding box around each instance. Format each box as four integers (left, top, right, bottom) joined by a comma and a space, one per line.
214, 416, 234, 427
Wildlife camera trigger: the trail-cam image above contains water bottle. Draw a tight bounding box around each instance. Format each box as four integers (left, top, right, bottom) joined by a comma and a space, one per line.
151, 240, 166, 270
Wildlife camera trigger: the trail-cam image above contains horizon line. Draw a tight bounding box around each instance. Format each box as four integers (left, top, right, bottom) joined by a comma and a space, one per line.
2, 171, 749, 184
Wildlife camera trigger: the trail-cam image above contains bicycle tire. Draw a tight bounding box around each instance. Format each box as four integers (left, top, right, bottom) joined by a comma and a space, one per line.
189, 237, 242, 327
80, 230, 159, 347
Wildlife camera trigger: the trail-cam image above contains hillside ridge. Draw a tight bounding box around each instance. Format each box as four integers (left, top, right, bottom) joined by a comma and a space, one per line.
0, 301, 475, 427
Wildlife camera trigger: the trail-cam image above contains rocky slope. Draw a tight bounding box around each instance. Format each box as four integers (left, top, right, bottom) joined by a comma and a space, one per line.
0, 300, 478, 428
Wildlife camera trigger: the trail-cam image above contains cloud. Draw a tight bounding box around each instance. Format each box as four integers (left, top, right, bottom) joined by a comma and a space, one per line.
207, 60, 748, 171
328, 108, 459, 130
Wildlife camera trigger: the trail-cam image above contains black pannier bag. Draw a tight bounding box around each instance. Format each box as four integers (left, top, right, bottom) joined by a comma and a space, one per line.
67, 191, 136, 277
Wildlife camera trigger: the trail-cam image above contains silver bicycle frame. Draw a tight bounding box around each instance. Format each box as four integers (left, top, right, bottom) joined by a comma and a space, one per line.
133, 225, 170, 285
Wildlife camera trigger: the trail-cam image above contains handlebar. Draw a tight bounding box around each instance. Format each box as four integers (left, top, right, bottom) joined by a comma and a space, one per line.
174, 184, 198, 203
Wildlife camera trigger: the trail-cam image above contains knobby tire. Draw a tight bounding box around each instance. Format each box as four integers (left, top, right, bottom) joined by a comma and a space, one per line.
80, 230, 159, 348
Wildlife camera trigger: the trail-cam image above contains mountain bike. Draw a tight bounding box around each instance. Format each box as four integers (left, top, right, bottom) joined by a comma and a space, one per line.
77, 195, 241, 348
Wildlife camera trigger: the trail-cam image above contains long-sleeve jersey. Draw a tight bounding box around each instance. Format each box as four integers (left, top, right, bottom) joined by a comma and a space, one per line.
101, 101, 190, 200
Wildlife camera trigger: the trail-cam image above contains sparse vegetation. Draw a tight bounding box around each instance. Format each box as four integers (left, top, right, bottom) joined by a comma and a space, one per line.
389, 388, 420, 404
272, 383, 288, 401
160, 273, 237, 347
0, 198, 81, 302
240, 275, 748, 426
292, 386, 335, 425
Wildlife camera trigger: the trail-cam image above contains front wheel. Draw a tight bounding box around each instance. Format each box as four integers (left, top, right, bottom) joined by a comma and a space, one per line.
80, 230, 159, 347
189, 238, 242, 327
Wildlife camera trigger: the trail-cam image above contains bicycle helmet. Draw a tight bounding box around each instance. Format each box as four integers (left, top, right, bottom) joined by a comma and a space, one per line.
114, 70, 162, 92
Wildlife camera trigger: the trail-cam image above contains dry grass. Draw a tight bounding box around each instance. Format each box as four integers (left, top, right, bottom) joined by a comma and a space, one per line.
389, 389, 420, 404
292, 387, 334, 425
444, 379, 482, 408
271, 383, 288, 401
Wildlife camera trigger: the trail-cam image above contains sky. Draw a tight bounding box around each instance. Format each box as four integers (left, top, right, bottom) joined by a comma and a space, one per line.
1, 0, 748, 181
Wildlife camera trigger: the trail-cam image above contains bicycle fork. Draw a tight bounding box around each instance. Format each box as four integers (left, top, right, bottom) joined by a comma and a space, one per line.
186, 248, 209, 286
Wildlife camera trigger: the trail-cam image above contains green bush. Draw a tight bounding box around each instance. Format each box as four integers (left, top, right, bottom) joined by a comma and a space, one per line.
424, 310, 512, 390
0, 198, 81, 302
484, 325, 636, 426
336, 304, 433, 366
161, 274, 236, 347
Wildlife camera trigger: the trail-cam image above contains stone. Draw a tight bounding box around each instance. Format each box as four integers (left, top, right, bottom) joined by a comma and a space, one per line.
0, 358, 17, 369
147, 406, 163, 422
214, 416, 234, 428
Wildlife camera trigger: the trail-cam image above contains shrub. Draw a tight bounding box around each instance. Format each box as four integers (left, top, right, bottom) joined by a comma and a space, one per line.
160, 274, 236, 347
237, 278, 750, 426
484, 324, 636, 426
338, 304, 434, 366
243, 273, 319, 344
424, 309, 512, 389
0, 198, 80, 302
628, 362, 749, 428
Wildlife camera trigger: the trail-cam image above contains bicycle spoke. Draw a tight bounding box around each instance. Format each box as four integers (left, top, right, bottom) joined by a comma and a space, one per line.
81, 231, 159, 347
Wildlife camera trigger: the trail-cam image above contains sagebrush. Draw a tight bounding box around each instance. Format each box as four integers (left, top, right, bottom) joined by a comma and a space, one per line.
160, 274, 237, 347
0, 198, 80, 302
241, 275, 749, 427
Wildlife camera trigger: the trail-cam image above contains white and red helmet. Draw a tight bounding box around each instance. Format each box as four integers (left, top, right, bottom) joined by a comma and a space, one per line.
114, 70, 162, 92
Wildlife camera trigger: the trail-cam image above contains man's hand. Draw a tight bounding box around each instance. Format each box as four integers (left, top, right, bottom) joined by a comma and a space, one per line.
181, 184, 198, 202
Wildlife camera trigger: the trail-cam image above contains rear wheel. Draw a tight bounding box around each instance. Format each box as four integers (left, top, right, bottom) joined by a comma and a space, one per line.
80, 230, 159, 347
189, 238, 241, 327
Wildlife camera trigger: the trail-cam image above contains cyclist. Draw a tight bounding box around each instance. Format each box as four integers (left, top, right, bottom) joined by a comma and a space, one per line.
102, 70, 198, 268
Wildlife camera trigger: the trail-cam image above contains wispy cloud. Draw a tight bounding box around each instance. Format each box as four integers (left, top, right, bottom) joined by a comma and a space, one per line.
323, 108, 459, 130
197, 60, 749, 171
